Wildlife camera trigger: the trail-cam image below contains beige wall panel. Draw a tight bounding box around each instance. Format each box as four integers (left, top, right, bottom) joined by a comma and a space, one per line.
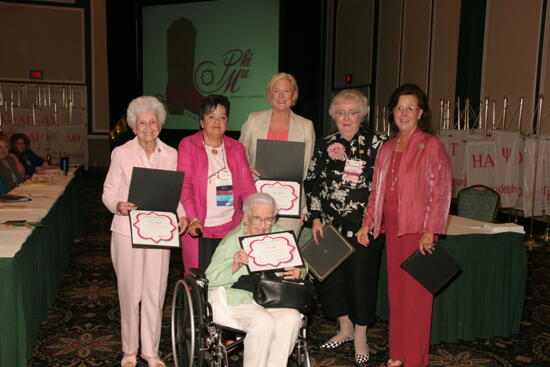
375, 0, 403, 109
0, 3, 85, 83
481, 0, 542, 134
91, 0, 110, 133
400, 0, 432, 91
539, 3, 550, 134
428, 0, 460, 123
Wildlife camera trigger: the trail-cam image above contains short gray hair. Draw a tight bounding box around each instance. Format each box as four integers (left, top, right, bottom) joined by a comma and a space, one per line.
242, 193, 278, 217
126, 96, 167, 129
328, 89, 369, 121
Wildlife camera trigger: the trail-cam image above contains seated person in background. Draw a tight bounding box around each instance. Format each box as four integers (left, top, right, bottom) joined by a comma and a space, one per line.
205, 193, 303, 367
10, 133, 46, 177
0, 134, 25, 192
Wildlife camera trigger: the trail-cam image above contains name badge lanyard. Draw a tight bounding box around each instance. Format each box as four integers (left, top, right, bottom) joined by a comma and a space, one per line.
205, 141, 234, 207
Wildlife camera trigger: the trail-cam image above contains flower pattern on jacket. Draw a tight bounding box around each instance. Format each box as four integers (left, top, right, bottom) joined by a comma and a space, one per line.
304, 127, 387, 239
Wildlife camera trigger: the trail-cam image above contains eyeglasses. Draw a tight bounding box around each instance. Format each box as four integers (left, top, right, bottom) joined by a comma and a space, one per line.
335, 111, 360, 118
249, 216, 275, 225
394, 106, 420, 113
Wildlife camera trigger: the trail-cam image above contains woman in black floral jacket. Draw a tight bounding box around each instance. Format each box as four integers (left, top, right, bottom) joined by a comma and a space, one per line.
304, 89, 387, 365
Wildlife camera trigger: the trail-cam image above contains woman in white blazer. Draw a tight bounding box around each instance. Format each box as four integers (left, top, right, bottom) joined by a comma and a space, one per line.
239, 72, 315, 237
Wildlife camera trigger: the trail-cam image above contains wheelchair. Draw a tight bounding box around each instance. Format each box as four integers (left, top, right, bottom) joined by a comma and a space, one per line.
171, 268, 311, 367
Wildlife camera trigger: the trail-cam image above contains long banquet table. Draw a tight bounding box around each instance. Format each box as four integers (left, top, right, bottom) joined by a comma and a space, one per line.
0, 168, 83, 366
375, 216, 527, 344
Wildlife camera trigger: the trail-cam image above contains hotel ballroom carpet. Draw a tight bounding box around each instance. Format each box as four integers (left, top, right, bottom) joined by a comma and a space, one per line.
27, 170, 549, 367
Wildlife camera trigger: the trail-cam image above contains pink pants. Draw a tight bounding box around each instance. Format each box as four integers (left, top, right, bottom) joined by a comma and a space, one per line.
384, 200, 433, 367
111, 232, 170, 357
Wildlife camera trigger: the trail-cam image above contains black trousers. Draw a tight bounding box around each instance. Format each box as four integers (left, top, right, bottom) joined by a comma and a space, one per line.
316, 235, 384, 326
198, 237, 222, 271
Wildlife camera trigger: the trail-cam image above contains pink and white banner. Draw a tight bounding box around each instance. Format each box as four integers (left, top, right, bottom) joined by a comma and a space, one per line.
0, 106, 87, 167
465, 139, 497, 189
493, 131, 521, 208
439, 131, 549, 217
439, 130, 468, 197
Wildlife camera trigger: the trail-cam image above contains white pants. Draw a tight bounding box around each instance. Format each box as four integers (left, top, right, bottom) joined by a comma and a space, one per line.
111, 232, 170, 357
228, 302, 301, 367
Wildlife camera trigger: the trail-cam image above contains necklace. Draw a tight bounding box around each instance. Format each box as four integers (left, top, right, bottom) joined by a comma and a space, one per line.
390, 136, 401, 191
203, 137, 222, 155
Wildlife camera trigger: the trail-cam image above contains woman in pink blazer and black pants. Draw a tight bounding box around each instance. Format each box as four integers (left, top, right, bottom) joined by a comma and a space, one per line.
103, 96, 187, 367
178, 94, 256, 273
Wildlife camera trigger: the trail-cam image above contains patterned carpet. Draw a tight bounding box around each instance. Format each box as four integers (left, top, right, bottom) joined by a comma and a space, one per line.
28, 170, 549, 367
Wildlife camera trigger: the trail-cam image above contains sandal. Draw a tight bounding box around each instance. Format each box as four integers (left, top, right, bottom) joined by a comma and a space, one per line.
121, 352, 137, 367
141, 354, 166, 367
386, 359, 403, 367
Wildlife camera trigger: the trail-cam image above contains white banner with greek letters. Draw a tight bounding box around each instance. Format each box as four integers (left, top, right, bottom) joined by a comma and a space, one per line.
0, 106, 87, 167
439, 130, 468, 197
493, 131, 521, 208
465, 139, 497, 189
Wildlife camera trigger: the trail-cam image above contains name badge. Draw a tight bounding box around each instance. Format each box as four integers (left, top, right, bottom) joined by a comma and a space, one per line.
215, 171, 234, 206
342, 159, 364, 187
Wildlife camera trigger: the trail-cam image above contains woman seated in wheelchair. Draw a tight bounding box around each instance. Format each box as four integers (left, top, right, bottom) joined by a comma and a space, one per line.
205, 192, 305, 367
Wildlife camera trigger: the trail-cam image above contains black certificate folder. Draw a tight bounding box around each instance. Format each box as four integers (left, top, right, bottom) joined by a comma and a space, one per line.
301, 224, 355, 282
255, 139, 305, 181
400, 246, 461, 295
128, 167, 184, 212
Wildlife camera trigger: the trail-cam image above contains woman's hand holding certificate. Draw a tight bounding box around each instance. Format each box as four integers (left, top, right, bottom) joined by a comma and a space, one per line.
239, 231, 304, 272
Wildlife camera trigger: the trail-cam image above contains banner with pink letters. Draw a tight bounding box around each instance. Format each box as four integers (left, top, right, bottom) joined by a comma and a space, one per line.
0, 83, 88, 168
439, 130, 549, 218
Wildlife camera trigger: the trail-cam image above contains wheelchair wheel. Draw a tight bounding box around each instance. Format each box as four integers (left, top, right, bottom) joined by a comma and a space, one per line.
171, 278, 205, 367
289, 339, 311, 367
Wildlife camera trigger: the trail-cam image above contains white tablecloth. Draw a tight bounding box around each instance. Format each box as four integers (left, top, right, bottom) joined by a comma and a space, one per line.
0, 168, 76, 258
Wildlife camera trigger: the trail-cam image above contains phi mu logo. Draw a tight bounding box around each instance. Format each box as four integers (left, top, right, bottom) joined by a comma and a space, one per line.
194, 49, 253, 94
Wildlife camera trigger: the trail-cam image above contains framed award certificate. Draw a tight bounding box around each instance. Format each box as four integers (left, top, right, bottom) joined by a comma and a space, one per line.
239, 230, 304, 272
129, 210, 181, 248
255, 179, 301, 217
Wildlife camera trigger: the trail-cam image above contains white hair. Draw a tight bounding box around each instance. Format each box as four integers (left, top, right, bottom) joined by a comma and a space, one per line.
126, 96, 167, 129
243, 193, 278, 216
328, 89, 369, 121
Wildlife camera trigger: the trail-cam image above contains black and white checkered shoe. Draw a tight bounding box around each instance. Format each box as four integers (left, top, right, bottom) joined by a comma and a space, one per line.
354, 343, 370, 365
319, 335, 354, 349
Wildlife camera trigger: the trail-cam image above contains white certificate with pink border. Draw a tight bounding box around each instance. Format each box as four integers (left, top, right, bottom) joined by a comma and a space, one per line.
129, 210, 180, 248
239, 231, 304, 272
255, 180, 301, 217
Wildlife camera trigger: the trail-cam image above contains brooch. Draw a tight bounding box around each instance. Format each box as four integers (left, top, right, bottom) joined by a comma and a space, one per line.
418, 143, 425, 149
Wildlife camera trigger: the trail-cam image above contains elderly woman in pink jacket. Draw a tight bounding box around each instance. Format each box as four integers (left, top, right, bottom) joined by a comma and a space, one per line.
357, 84, 452, 367
103, 96, 187, 367
178, 94, 256, 273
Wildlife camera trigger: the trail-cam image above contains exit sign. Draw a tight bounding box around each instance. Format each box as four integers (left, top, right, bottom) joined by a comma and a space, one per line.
30, 70, 44, 80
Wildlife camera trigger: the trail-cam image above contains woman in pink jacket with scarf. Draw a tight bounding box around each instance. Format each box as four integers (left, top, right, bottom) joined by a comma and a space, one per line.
357, 84, 452, 367
178, 94, 256, 273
